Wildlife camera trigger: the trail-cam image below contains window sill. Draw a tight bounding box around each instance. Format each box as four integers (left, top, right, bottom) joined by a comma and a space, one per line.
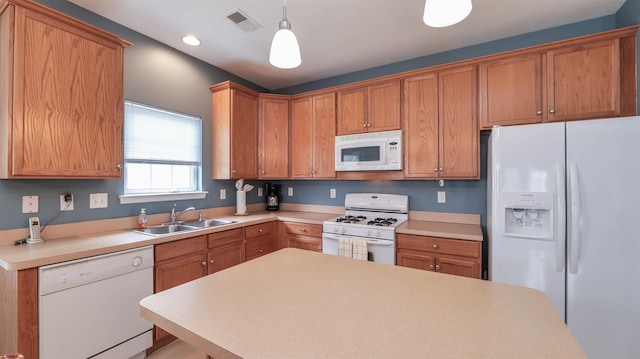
118, 191, 208, 204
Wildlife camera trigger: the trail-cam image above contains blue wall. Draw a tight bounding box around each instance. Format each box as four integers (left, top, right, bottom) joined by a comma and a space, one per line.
0, 0, 634, 231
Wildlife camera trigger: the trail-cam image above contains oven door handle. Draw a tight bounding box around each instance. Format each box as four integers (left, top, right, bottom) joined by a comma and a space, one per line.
365, 239, 394, 246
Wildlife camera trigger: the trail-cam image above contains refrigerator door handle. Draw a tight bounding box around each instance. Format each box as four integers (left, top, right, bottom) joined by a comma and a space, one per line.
568, 162, 581, 274
555, 163, 566, 272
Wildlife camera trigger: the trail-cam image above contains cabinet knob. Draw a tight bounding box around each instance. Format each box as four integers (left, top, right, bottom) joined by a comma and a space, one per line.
435, 265, 441, 271
439, 168, 444, 172
363, 123, 367, 128
434, 168, 439, 172
550, 109, 556, 114
429, 264, 435, 270
318, 247, 322, 251
232, 169, 236, 173
258, 228, 263, 233
536, 110, 543, 115
299, 228, 307, 232
116, 164, 123, 170
261, 170, 266, 174
209, 259, 214, 264
259, 249, 264, 253
201, 261, 206, 266
432, 244, 438, 250
367, 123, 372, 128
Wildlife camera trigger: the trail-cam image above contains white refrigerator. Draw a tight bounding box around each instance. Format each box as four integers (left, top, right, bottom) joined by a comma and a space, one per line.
488, 116, 640, 358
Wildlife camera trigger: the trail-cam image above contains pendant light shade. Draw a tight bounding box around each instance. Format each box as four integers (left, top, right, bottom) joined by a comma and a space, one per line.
269, 1, 301, 69
423, 0, 472, 28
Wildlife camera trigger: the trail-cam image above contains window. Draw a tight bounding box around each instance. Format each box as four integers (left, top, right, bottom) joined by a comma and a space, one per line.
120, 100, 205, 203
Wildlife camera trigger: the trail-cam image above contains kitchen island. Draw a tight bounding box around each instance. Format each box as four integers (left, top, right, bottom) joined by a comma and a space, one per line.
140, 248, 585, 358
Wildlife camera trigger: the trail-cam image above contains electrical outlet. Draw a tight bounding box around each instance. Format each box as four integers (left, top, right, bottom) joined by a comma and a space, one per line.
220, 188, 226, 200
258, 187, 263, 197
89, 193, 108, 209
60, 194, 74, 211
287, 187, 293, 196
330, 188, 336, 198
22, 195, 39, 213
437, 191, 446, 204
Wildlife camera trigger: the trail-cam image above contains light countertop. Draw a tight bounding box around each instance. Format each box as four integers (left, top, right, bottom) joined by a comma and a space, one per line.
0, 210, 482, 271
140, 248, 585, 359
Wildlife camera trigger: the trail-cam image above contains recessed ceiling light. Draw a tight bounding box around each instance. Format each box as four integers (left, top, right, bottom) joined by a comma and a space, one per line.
182, 35, 201, 46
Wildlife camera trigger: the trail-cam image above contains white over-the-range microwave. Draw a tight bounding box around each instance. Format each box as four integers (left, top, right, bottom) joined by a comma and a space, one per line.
335, 130, 402, 171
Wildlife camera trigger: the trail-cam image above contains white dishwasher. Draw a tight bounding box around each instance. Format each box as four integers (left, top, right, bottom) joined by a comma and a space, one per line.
39, 246, 154, 359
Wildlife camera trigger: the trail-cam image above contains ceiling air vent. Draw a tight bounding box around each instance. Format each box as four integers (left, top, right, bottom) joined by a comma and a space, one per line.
226, 9, 263, 33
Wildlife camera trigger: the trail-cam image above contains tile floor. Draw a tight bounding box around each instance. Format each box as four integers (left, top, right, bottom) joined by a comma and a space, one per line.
146, 340, 207, 359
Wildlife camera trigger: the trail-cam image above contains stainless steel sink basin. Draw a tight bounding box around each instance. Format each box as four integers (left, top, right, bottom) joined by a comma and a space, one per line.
133, 224, 197, 236
183, 219, 235, 228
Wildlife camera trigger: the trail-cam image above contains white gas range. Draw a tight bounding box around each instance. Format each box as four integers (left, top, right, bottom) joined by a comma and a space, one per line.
322, 193, 409, 265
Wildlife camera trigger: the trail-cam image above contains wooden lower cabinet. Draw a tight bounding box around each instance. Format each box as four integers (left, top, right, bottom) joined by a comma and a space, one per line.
245, 222, 276, 261
207, 228, 244, 274
283, 222, 323, 252
396, 234, 481, 279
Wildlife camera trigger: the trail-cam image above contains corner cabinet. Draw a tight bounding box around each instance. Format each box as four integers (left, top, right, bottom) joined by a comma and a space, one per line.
284, 222, 323, 252
0, 0, 131, 178
403, 66, 479, 179
210, 81, 259, 179
258, 94, 289, 179
479, 27, 637, 129
290, 92, 336, 179
337, 79, 401, 135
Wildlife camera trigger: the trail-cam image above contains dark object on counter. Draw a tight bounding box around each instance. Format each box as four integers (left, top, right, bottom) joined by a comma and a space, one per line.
265, 184, 282, 211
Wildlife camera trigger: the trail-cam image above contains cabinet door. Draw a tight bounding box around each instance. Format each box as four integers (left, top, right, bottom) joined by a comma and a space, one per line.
288, 234, 322, 252
547, 39, 620, 122
368, 80, 401, 132
11, 7, 125, 178
245, 234, 276, 260
259, 95, 289, 179
403, 73, 439, 178
479, 54, 544, 129
438, 66, 479, 179
337, 87, 366, 135
231, 89, 258, 178
290, 97, 313, 178
207, 242, 243, 274
437, 255, 480, 279
397, 249, 435, 271
154, 253, 206, 341
311, 93, 336, 178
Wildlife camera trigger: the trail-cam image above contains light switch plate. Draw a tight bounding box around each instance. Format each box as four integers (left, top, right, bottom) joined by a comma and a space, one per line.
258, 187, 263, 197
22, 195, 39, 213
330, 188, 336, 198
437, 191, 446, 203
220, 188, 226, 200
89, 193, 108, 209
287, 187, 293, 196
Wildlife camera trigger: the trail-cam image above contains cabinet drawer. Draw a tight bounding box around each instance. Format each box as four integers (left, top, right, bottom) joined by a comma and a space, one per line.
284, 222, 322, 237
155, 235, 206, 262
396, 234, 480, 258
245, 235, 275, 260
288, 234, 323, 252
245, 222, 274, 239
208, 228, 244, 249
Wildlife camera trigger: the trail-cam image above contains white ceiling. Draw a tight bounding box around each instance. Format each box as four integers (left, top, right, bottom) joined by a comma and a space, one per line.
68, 0, 627, 90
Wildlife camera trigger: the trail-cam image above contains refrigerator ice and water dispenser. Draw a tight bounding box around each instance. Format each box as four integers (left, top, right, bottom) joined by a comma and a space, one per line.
503, 191, 553, 240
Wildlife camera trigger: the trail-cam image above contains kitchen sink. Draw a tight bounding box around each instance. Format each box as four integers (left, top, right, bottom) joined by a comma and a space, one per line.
133, 224, 197, 236
182, 219, 235, 228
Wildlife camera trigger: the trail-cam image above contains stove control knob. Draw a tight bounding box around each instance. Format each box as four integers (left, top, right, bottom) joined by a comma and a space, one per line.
367, 229, 372, 236
334, 226, 339, 232
341, 227, 347, 234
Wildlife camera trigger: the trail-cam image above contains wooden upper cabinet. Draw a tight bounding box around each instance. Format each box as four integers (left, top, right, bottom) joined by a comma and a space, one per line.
403, 66, 478, 179
547, 39, 620, 122
290, 92, 336, 178
403, 73, 439, 178
479, 27, 637, 129
210, 81, 259, 179
337, 80, 400, 135
259, 94, 289, 179
0, 0, 131, 178
479, 54, 544, 129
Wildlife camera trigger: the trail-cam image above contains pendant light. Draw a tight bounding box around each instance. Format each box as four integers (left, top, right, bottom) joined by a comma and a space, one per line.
423, 0, 472, 28
269, 0, 301, 69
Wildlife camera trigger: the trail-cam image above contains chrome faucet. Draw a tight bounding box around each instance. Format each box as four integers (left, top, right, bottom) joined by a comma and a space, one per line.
169, 204, 195, 224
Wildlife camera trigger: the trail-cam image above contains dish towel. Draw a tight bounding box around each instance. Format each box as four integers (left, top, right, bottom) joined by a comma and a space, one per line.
338, 237, 352, 258
351, 237, 368, 261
